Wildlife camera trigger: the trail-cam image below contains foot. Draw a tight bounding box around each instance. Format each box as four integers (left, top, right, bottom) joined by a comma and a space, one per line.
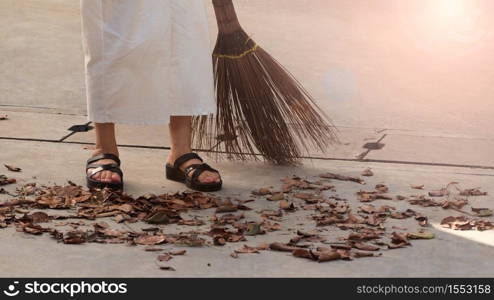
166, 153, 221, 184
86, 152, 121, 183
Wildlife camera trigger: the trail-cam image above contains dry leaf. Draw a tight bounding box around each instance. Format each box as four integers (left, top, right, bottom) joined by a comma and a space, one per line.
407, 232, 435, 240
319, 172, 365, 184
268, 192, 284, 201
471, 207, 493, 217
157, 253, 172, 262
279, 200, 295, 211
361, 168, 374, 177
459, 188, 487, 196
0, 175, 16, 186
4, 164, 21, 172
135, 234, 166, 245
429, 188, 449, 197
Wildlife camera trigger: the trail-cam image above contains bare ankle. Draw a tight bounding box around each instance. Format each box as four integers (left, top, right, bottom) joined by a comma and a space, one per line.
168, 148, 192, 161
92, 148, 119, 158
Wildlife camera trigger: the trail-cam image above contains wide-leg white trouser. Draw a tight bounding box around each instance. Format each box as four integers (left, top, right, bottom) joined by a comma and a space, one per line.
80, 0, 216, 124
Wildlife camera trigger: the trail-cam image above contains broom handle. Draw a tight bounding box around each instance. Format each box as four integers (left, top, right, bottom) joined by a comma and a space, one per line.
212, 0, 242, 34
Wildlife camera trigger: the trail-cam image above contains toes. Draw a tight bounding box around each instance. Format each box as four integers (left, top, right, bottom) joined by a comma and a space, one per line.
100, 171, 108, 182
87, 158, 121, 184
207, 171, 221, 183
91, 171, 101, 181
111, 173, 121, 183
200, 173, 213, 183
198, 172, 220, 184
98, 171, 106, 182
88, 169, 119, 183
104, 171, 113, 183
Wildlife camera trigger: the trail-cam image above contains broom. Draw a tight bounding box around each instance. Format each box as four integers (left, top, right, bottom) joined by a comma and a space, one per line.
192, 0, 338, 165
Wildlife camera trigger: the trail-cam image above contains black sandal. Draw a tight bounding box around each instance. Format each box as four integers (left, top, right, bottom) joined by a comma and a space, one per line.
86, 153, 124, 190
166, 153, 222, 192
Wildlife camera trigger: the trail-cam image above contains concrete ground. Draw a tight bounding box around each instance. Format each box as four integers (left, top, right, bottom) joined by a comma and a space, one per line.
1, 0, 493, 277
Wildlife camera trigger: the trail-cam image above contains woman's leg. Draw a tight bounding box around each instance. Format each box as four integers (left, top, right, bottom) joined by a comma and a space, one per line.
87, 123, 121, 183
166, 116, 220, 183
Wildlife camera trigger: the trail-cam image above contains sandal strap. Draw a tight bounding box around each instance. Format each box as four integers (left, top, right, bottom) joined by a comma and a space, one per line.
86, 162, 119, 170
87, 153, 121, 166
87, 163, 123, 178
173, 152, 203, 170
183, 164, 205, 177
185, 163, 220, 183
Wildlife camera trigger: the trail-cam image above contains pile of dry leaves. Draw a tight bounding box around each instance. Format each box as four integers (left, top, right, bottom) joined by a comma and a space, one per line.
0, 164, 492, 270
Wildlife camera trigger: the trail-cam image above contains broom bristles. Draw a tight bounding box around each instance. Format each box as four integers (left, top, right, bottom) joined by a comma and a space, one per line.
192, 1, 338, 165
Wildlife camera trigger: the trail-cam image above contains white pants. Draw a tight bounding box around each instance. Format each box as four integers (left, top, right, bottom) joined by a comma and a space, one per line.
80, 0, 216, 124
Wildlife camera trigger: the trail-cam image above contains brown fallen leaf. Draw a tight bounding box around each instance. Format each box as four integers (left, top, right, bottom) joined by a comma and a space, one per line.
212, 213, 244, 225
279, 200, 296, 211
260, 209, 283, 220
361, 168, 374, 177
292, 248, 342, 262
262, 221, 281, 232
317, 251, 342, 262
62, 230, 88, 244
292, 249, 318, 260
390, 210, 414, 220
269, 242, 302, 252
4, 164, 21, 172
389, 232, 410, 249
407, 232, 435, 240
157, 253, 172, 262
387, 242, 409, 249
359, 204, 378, 214
21, 224, 46, 235
0, 175, 16, 186
234, 244, 267, 254
347, 231, 382, 241
375, 184, 389, 193
244, 223, 265, 236
429, 188, 449, 197
215, 205, 238, 213
145, 210, 181, 224
441, 198, 468, 210
175, 234, 206, 247
109, 204, 133, 213
252, 187, 271, 196
314, 215, 339, 227
24, 211, 51, 223
170, 250, 187, 256
213, 236, 226, 246
471, 207, 493, 217
319, 172, 365, 184
280, 176, 317, 192
178, 219, 205, 226
135, 234, 166, 245
441, 216, 494, 231
415, 215, 429, 227
357, 190, 393, 202
408, 195, 441, 207
293, 192, 321, 204
351, 242, 380, 251
459, 188, 487, 196
267, 192, 284, 201
353, 251, 381, 258
144, 247, 164, 252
